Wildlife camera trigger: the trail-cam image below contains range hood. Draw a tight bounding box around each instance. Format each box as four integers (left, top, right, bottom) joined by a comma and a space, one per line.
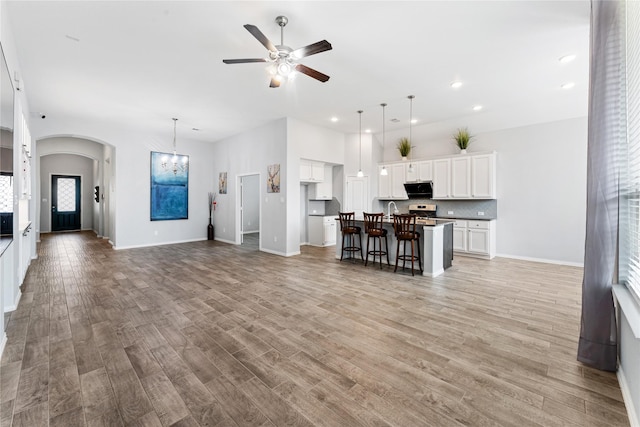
403, 181, 433, 199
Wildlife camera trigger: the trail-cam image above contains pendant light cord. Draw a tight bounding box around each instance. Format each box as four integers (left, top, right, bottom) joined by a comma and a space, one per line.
408, 95, 414, 169
358, 110, 363, 172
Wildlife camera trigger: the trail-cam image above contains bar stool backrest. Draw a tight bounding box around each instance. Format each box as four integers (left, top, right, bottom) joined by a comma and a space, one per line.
363, 212, 384, 233
338, 212, 357, 232
394, 214, 417, 240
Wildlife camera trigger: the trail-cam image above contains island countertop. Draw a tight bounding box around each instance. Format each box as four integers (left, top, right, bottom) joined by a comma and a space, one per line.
335, 218, 454, 277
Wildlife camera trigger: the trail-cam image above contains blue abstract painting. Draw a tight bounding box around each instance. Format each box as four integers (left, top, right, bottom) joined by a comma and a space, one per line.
150, 151, 189, 221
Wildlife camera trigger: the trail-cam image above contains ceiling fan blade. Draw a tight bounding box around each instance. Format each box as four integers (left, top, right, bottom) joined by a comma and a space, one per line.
269, 77, 281, 88
244, 24, 277, 52
291, 40, 332, 59
222, 58, 267, 64
294, 64, 330, 82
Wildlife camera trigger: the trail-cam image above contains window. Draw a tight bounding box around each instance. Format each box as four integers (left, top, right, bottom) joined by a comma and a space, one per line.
623, 0, 640, 301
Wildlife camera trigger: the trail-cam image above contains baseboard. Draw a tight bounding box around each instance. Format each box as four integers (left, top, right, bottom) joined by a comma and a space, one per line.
113, 237, 207, 250
260, 247, 300, 257
495, 253, 584, 267
617, 365, 640, 427
4, 290, 21, 312
0, 332, 7, 362
214, 238, 236, 245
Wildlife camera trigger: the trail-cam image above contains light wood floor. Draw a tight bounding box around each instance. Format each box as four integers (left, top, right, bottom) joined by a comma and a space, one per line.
0, 231, 630, 426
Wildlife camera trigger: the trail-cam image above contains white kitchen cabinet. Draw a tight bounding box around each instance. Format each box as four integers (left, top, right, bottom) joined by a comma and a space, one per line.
432, 158, 450, 199
309, 166, 333, 200
471, 153, 496, 198
452, 219, 496, 259
405, 160, 432, 183
379, 151, 496, 200
453, 220, 468, 252
451, 156, 471, 198
308, 216, 336, 246
300, 160, 325, 182
377, 163, 407, 199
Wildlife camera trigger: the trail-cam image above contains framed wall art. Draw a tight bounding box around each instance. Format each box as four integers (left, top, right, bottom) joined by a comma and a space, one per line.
267, 163, 280, 193
219, 172, 227, 194
150, 151, 189, 221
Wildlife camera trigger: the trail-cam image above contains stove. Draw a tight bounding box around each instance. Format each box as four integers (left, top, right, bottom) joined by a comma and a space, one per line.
408, 204, 437, 225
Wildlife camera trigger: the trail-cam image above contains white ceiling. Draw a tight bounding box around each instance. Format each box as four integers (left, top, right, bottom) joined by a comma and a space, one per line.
5, 1, 590, 144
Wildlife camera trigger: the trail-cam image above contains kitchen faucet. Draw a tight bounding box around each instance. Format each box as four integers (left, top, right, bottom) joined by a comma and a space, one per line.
387, 201, 399, 219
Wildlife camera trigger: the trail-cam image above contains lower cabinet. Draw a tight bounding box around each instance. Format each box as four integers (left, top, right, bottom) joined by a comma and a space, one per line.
452, 219, 496, 259
309, 216, 337, 247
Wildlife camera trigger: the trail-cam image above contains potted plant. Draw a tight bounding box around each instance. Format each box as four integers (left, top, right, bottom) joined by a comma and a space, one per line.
453, 127, 473, 154
397, 137, 412, 160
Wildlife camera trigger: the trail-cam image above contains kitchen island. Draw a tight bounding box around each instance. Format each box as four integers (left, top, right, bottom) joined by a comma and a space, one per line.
335, 217, 454, 277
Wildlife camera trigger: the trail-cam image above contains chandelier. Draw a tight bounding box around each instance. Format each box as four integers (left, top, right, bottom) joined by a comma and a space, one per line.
162, 118, 188, 175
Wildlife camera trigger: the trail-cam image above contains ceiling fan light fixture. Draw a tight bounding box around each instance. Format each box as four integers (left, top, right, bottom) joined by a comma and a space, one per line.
277, 61, 292, 76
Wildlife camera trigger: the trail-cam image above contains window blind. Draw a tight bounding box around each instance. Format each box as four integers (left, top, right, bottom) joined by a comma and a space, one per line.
624, 0, 640, 301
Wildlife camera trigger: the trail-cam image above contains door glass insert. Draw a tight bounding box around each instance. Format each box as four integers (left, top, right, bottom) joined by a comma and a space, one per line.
0, 175, 12, 213
57, 177, 77, 212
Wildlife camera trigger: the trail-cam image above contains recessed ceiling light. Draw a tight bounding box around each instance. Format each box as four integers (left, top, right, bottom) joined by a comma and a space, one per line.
473, 105, 483, 111
559, 54, 576, 63
561, 82, 575, 89
330, 117, 338, 122
411, 119, 418, 124
365, 129, 372, 133
451, 81, 463, 89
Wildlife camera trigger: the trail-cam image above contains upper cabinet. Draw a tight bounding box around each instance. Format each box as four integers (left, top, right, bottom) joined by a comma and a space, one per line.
405, 160, 433, 183
432, 159, 450, 199
470, 153, 496, 198
379, 151, 496, 200
378, 163, 408, 199
309, 165, 333, 200
450, 156, 471, 198
300, 159, 325, 182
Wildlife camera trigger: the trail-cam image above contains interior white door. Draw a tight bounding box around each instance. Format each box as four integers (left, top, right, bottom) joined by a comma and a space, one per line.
345, 175, 369, 218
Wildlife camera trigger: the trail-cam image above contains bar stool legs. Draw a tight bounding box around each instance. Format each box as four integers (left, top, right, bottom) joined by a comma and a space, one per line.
364, 231, 390, 268
338, 212, 364, 262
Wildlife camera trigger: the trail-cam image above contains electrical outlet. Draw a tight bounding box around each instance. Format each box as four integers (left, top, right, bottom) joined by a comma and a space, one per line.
154, 230, 158, 236
223, 228, 226, 233
274, 236, 278, 242
448, 211, 454, 215
478, 211, 485, 216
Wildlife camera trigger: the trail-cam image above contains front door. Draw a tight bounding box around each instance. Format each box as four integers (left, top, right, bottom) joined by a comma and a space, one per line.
51, 175, 81, 232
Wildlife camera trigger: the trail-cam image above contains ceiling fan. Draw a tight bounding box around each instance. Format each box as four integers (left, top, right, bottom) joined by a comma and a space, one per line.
222, 16, 332, 88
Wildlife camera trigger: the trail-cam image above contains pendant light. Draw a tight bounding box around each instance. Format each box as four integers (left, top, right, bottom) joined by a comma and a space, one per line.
162, 118, 188, 175
357, 110, 364, 177
407, 95, 415, 174
380, 103, 388, 176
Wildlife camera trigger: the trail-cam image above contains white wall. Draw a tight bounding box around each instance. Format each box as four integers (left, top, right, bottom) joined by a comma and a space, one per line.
1, 0, 34, 350
378, 117, 588, 265
211, 118, 288, 254
39, 153, 95, 233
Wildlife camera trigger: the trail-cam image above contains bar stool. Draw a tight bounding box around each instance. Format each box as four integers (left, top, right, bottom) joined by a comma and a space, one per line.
338, 212, 363, 262
393, 214, 423, 276
363, 212, 390, 268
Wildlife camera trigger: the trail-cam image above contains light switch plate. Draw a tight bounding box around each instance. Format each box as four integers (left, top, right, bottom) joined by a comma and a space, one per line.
448, 211, 454, 215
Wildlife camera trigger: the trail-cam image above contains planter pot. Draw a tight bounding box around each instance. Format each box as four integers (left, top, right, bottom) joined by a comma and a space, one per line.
401, 156, 408, 161
459, 149, 467, 155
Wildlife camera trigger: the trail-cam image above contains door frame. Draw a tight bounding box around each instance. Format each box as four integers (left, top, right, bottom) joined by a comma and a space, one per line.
235, 172, 261, 248
50, 173, 83, 232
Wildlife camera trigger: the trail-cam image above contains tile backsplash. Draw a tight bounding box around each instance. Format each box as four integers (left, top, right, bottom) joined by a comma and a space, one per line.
375, 198, 497, 220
